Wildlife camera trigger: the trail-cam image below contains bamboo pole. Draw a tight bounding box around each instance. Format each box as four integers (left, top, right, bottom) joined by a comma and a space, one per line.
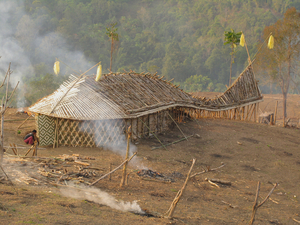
166, 158, 196, 219
138, 118, 167, 150
167, 112, 188, 141
49, 62, 101, 115
151, 134, 194, 150
17, 115, 32, 130
90, 152, 137, 186
274, 101, 278, 125
109, 163, 112, 181
0, 98, 4, 164
13, 144, 18, 155
120, 126, 131, 187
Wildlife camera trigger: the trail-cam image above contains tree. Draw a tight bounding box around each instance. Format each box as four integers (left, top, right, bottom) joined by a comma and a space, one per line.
0, 62, 19, 163
106, 22, 119, 72
255, 7, 300, 126
224, 29, 242, 86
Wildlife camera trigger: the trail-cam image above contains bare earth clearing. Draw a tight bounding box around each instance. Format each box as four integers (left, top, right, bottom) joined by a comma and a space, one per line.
0, 93, 300, 225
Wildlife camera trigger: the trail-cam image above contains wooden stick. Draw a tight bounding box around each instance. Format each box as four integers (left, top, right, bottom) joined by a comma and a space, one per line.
190, 163, 225, 178
293, 218, 300, 224
9, 144, 17, 155
167, 112, 188, 141
89, 152, 137, 186
13, 143, 18, 155
25, 146, 34, 156
151, 134, 193, 150
109, 163, 112, 181
120, 126, 131, 187
0, 165, 18, 195
250, 182, 278, 225
125, 172, 130, 185
49, 62, 101, 114
274, 100, 278, 125
166, 158, 196, 219
207, 179, 220, 188
138, 118, 167, 150
17, 115, 32, 129
205, 178, 231, 185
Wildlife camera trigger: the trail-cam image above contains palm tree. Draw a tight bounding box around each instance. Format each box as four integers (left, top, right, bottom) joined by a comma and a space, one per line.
106, 23, 119, 72
224, 29, 242, 86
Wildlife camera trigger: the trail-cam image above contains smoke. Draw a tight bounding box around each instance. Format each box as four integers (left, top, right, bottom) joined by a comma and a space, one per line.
60, 184, 144, 214
0, 0, 96, 107
1, 158, 144, 214
79, 119, 146, 169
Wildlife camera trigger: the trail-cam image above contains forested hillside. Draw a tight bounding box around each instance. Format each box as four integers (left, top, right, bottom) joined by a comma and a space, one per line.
1, 0, 300, 105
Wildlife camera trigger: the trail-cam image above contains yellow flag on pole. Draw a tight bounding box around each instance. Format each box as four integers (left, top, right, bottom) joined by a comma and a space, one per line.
240, 33, 245, 47
268, 35, 274, 49
95, 64, 102, 81
53, 61, 60, 75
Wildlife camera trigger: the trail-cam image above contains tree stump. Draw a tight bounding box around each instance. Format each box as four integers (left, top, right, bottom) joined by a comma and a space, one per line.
258, 112, 274, 125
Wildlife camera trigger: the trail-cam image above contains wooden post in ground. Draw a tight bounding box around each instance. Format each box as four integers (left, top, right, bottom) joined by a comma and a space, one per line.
0, 101, 3, 164
274, 101, 278, 125
250, 182, 278, 225
109, 163, 112, 181
90, 152, 137, 186
120, 126, 131, 187
166, 158, 196, 219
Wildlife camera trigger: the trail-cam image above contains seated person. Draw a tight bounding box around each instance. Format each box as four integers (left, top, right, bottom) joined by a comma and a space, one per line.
24, 130, 38, 145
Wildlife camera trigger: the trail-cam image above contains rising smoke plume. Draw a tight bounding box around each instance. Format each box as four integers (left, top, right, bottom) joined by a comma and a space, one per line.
60, 184, 144, 214
0, 0, 96, 107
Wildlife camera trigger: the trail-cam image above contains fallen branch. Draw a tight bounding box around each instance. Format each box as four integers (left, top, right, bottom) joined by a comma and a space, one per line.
0, 165, 18, 195
151, 134, 194, 150
250, 182, 278, 225
221, 200, 238, 208
205, 178, 231, 186
165, 158, 196, 219
207, 179, 220, 188
74, 161, 90, 166
190, 163, 225, 178
138, 177, 171, 184
89, 152, 137, 186
293, 218, 300, 224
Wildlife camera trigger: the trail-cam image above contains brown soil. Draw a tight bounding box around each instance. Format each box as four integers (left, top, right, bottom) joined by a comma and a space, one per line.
1, 95, 300, 225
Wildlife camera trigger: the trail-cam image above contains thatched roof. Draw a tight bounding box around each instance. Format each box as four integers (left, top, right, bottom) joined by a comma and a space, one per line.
29, 66, 262, 121
29, 72, 200, 120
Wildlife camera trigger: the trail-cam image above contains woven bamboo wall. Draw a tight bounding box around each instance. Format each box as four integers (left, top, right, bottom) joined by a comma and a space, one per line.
54, 109, 178, 147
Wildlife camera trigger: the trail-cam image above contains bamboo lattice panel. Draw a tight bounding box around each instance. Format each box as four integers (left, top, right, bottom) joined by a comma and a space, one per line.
37, 115, 55, 146
57, 119, 126, 147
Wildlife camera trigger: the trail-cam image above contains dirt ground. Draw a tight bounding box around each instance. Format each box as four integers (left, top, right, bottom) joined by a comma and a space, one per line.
1, 94, 300, 225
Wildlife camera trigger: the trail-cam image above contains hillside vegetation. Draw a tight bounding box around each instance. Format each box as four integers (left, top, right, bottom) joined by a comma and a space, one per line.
3, 0, 300, 104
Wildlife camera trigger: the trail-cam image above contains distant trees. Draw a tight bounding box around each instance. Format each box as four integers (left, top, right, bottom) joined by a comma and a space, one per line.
182, 74, 226, 93
256, 7, 300, 126
4, 0, 300, 106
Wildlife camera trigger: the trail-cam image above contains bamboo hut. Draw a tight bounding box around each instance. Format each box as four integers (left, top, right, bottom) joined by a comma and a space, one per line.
29, 64, 262, 147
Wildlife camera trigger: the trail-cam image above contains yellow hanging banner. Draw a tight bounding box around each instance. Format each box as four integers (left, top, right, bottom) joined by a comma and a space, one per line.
95, 64, 102, 81
240, 33, 245, 47
268, 35, 274, 49
53, 61, 60, 75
